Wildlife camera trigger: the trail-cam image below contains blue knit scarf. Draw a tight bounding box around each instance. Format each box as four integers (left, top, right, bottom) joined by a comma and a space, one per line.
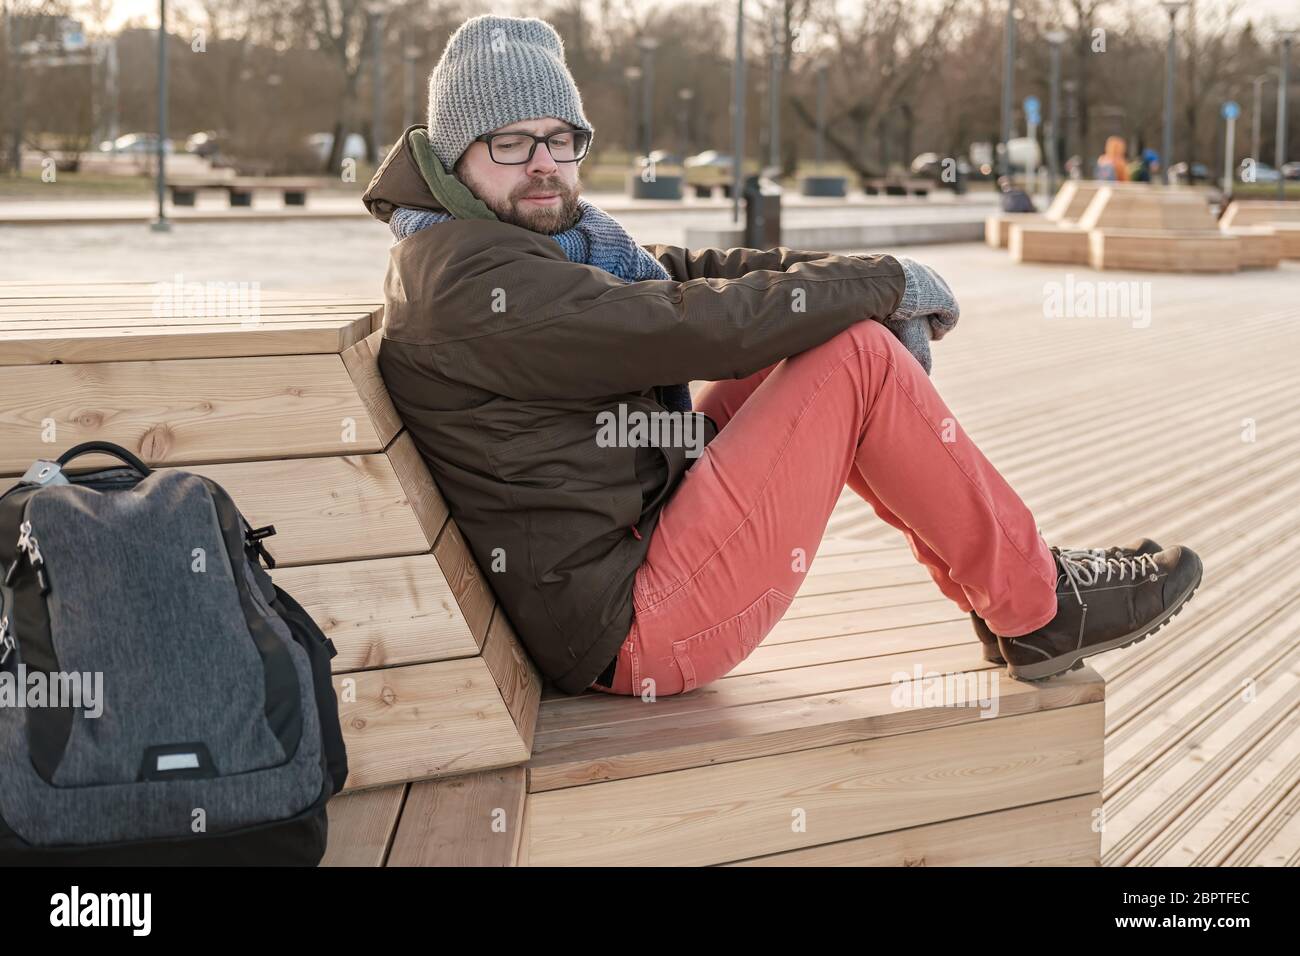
390, 197, 695, 412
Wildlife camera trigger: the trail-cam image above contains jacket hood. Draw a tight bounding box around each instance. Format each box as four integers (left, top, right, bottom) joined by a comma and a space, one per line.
362, 124, 449, 223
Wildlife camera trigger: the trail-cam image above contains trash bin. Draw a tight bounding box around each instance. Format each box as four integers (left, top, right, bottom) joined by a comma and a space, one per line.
743, 173, 782, 248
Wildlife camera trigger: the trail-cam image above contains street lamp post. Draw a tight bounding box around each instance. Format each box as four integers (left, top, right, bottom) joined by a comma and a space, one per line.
1159, 1, 1187, 185
367, 4, 385, 161
815, 63, 827, 167
1045, 29, 1067, 197
151, 0, 169, 232
638, 38, 658, 157
677, 88, 694, 156
623, 66, 641, 155
403, 44, 421, 130
1277, 33, 1295, 201
1063, 78, 1078, 176
768, 11, 782, 171
999, 1, 1016, 178
732, 0, 745, 225
1251, 73, 1268, 166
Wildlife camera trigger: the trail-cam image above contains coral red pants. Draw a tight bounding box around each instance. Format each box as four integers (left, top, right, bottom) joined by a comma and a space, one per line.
590, 319, 1059, 697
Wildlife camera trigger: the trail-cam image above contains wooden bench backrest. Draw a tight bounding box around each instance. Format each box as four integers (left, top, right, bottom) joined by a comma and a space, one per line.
1075, 186, 1218, 232
1219, 200, 1300, 229
0, 282, 541, 793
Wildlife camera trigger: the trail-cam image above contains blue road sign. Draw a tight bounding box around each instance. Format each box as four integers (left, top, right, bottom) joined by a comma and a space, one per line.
1222, 101, 1240, 121
1024, 96, 1042, 125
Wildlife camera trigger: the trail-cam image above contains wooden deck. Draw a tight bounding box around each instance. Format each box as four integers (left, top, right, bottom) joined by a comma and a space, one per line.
824, 245, 1300, 865
3, 246, 1296, 866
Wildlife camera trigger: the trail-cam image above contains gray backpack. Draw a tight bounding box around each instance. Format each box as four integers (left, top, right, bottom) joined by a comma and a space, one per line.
0, 442, 347, 865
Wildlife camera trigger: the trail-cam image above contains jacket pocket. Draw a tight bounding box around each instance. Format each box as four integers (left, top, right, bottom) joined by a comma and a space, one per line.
670, 587, 793, 693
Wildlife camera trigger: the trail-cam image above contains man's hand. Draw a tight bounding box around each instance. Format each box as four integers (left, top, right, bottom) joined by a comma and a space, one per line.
890, 255, 960, 335
878, 256, 961, 375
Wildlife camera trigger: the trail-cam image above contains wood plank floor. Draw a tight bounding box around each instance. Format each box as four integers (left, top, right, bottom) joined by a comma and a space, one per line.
822, 246, 1300, 866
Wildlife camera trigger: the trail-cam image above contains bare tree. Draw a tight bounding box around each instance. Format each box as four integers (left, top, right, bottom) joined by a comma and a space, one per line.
788, 0, 959, 179
294, 0, 380, 172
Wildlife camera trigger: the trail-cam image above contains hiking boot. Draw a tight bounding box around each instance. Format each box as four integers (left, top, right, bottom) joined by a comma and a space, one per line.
969, 538, 1162, 664
996, 544, 1203, 681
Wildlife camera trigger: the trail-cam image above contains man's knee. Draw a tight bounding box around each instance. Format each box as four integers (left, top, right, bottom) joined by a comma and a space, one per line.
842, 317, 905, 358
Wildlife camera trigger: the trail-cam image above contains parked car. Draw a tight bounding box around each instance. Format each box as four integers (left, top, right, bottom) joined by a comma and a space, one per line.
305, 131, 368, 164
184, 130, 226, 159
910, 152, 972, 180
684, 149, 732, 169
1239, 161, 1282, 183
1168, 161, 1210, 184
98, 132, 173, 155
1282, 162, 1300, 181
644, 149, 683, 167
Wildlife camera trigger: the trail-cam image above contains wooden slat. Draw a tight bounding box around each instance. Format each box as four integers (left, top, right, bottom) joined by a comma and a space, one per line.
0, 303, 381, 319
271, 554, 479, 671
432, 517, 495, 648
725, 793, 1102, 866
0, 319, 370, 365
527, 653, 1101, 792
523, 702, 1103, 866
321, 785, 406, 866
480, 605, 543, 751
386, 429, 449, 547
0, 454, 429, 565
0, 353, 381, 474
340, 328, 403, 446
336, 658, 530, 792
387, 767, 528, 866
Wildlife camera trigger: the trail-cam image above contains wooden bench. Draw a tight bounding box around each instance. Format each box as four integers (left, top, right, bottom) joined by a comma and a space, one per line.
862, 177, 931, 197
325, 533, 1105, 866
1218, 199, 1300, 229
989, 180, 1102, 251
168, 177, 319, 208
0, 282, 542, 802
1219, 201, 1300, 262
1220, 226, 1282, 269
1079, 188, 1243, 272
1, 283, 1106, 866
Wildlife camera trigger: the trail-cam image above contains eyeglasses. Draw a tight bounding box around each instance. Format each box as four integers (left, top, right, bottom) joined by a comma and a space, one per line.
473, 128, 593, 165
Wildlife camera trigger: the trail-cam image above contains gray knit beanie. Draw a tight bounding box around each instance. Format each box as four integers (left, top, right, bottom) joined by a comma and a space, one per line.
426, 14, 593, 173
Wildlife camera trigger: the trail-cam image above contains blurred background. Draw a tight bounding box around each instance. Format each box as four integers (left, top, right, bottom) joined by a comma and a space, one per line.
1, 0, 1297, 199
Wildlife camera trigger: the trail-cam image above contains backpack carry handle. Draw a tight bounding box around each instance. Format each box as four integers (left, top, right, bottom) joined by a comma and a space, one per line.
55, 441, 153, 477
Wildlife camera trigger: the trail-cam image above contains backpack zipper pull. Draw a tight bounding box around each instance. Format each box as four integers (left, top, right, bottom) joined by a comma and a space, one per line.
5, 521, 32, 586
7, 520, 49, 594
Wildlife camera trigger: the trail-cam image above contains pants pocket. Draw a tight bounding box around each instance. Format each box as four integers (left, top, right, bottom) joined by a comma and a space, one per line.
671, 587, 794, 693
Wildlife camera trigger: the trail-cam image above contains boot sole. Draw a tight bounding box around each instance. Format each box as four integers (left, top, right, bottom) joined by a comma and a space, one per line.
1005, 570, 1203, 682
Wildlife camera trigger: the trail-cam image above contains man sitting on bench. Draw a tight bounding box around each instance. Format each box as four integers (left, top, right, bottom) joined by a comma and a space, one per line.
362, 14, 1202, 696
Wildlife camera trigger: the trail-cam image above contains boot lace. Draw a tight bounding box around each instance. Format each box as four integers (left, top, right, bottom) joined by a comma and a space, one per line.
1054, 547, 1161, 606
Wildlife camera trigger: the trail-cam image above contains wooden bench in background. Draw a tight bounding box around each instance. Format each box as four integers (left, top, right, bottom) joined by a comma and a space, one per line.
0, 282, 1107, 867
1080, 187, 1240, 272
1001, 185, 1280, 273
1219, 200, 1300, 263
168, 176, 321, 207
988, 179, 1104, 251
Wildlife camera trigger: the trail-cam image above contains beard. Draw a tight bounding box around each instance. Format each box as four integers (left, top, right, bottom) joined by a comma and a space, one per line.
460, 168, 583, 234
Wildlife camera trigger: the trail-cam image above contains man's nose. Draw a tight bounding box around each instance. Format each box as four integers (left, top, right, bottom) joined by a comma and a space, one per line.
525, 140, 560, 175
